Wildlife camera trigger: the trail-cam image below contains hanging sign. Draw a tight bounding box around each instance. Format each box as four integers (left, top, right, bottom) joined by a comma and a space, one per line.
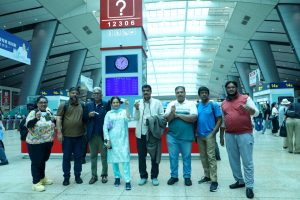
0, 29, 31, 64
100, 0, 142, 29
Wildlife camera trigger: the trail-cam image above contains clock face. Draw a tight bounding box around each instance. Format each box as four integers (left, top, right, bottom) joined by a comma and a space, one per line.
115, 56, 129, 70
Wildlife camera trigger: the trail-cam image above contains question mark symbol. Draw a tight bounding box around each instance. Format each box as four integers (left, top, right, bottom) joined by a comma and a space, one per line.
116, 0, 127, 16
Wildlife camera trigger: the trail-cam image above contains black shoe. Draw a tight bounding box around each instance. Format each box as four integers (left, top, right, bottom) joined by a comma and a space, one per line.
114, 178, 120, 187
63, 178, 70, 186
89, 176, 98, 184
246, 188, 254, 199
101, 175, 108, 183
75, 177, 83, 184
210, 182, 218, 192
229, 181, 245, 189
184, 178, 192, 186
0, 161, 9, 166
198, 176, 211, 184
167, 177, 179, 185
125, 182, 131, 190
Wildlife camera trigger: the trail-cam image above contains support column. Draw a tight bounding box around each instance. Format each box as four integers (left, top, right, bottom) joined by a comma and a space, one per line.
64, 49, 88, 89
227, 75, 243, 93
235, 62, 253, 97
277, 4, 300, 63
249, 40, 280, 83
91, 68, 101, 87
19, 20, 58, 105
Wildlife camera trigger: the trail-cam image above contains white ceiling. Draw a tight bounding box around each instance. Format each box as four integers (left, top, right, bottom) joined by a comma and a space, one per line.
0, 0, 299, 97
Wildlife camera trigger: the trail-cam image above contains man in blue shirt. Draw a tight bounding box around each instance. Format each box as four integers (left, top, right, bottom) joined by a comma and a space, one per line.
84, 87, 110, 184
196, 87, 222, 192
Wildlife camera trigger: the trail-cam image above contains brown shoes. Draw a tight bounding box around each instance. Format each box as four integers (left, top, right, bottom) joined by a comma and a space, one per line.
89, 176, 98, 184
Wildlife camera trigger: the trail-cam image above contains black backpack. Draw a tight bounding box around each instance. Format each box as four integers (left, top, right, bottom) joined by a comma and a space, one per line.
19, 118, 28, 141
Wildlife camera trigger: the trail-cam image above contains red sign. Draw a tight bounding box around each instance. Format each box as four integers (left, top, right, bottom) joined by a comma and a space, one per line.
1, 89, 10, 111
100, 0, 142, 29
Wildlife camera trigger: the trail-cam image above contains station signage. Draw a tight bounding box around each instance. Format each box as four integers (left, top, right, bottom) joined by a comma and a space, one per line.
0, 29, 31, 65
100, 0, 142, 29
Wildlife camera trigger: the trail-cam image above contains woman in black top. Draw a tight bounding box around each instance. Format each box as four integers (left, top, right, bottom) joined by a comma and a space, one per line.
262, 103, 271, 134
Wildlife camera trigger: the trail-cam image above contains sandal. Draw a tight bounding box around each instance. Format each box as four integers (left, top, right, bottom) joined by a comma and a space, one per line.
101, 175, 108, 183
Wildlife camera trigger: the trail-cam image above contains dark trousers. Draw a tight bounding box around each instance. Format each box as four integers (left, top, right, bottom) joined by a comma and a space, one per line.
27, 142, 53, 184
272, 117, 279, 133
82, 135, 88, 160
0, 140, 8, 163
62, 136, 83, 179
136, 135, 159, 179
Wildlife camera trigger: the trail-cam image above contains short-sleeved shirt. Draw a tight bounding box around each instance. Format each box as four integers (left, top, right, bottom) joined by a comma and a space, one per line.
165, 99, 197, 141
57, 103, 85, 137
197, 102, 222, 138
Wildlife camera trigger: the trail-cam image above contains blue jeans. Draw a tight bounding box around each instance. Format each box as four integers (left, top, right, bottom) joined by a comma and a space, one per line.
225, 133, 254, 189
167, 134, 192, 178
62, 136, 83, 179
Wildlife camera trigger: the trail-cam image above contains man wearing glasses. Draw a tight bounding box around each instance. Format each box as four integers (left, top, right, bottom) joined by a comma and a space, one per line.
84, 87, 110, 184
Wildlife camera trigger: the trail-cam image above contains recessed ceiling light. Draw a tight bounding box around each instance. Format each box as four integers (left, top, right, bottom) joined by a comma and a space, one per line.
65, 40, 68, 43
272, 28, 275, 31
19, 21, 22, 24
3, 25, 6, 28
34, 18, 38, 21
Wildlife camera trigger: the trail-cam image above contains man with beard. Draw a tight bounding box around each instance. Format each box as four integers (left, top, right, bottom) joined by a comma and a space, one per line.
165, 86, 197, 186
57, 87, 86, 186
221, 81, 258, 199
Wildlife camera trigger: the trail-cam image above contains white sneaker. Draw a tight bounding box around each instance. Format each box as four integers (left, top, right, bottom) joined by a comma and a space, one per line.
32, 182, 45, 192
138, 178, 147, 186
40, 177, 53, 185
152, 178, 159, 186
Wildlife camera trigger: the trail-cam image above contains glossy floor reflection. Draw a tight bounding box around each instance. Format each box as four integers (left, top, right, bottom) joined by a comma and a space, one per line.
0, 129, 299, 200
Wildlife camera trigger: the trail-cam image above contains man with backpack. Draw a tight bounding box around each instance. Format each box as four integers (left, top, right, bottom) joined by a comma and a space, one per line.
56, 87, 86, 186
196, 87, 222, 192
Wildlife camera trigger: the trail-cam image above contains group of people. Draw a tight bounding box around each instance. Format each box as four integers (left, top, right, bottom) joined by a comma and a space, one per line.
23, 81, 260, 199
261, 99, 300, 153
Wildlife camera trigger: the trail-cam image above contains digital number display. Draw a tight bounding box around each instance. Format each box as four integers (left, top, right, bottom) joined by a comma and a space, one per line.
106, 77, 138, 96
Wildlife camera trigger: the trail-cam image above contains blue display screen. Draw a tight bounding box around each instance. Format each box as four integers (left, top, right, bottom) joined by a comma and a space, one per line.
105, 54, 138, 74
106, 77, 139, 96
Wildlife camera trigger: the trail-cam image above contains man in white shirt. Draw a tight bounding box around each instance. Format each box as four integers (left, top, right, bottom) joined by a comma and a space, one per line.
133, 85, 164, 186
164, 86, 198, 186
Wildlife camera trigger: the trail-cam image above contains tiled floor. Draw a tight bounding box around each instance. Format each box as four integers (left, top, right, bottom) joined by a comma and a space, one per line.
0, 129, 299, 200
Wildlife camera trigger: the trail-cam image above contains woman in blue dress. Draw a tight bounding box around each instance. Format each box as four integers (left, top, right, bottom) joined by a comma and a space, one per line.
103, 96, 131, 190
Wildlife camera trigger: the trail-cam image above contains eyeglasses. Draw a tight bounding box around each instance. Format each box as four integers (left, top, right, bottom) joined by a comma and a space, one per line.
93, 93, 102, 95
38, 101, 48, 104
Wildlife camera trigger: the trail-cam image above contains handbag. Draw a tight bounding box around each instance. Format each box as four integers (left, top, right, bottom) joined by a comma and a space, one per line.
279, 120, 287, 137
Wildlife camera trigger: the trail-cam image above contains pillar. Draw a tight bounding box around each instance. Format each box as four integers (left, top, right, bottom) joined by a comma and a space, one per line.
277, 4, 300, 63
249, 40, 280, 83
91, 68, 101, 87
235, 62, 253, 97
64, 49, 88, 89
19, 20, 58, 105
